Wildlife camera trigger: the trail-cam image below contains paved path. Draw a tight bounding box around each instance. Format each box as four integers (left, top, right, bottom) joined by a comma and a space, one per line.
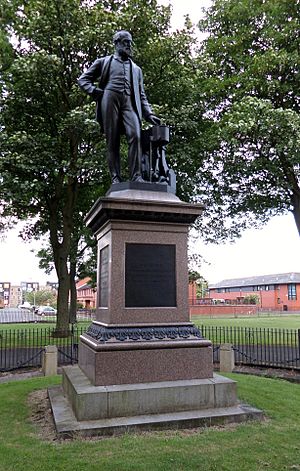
0, 346, 77, 372
213, 344, 300, 368
0, 370, 44, 383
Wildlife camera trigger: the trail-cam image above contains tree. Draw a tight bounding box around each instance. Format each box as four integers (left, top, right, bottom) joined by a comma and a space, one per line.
0, 0, 198, 335
25, 289, 57, 307
191, 0, 300, 240
0, 0, 115, 335
243, 294, 260, 305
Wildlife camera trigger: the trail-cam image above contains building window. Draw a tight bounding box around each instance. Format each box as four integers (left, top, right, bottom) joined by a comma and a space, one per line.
264, 285, 274, 291
288, 284, 297, 300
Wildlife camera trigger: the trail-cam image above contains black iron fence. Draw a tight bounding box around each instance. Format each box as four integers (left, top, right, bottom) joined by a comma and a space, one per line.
1, 324, 300, 372
0, 326, 86, 372
201, 325, 300, 369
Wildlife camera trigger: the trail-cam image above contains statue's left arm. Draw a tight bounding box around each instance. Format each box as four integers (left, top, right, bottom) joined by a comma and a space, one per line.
138, 68, 160, 125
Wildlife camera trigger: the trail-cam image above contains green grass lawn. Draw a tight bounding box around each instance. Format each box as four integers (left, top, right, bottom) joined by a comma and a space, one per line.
1, 317, 299, 348
0, 374, 299, 471
192, 314, 300, 330
192, 315, 300, 345
0, 323, 90, 348
0, 321, 91, 333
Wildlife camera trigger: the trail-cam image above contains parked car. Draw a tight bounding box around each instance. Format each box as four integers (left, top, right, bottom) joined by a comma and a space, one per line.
37, 306, 57, 316
18, 302, 32, 310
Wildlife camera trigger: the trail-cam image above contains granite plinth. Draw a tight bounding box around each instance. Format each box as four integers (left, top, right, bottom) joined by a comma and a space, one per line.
79, 338, 213, 386
48, 186, 264, 438
84, 189, 204, 243
94, 219, 191, 324
84, 187, 204, 326
78, 323, 213, 386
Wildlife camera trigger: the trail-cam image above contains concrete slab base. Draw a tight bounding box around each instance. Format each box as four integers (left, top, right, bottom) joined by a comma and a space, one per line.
48, 385, 263, 438
62, 365, 236, 421
48, 366, 263, 438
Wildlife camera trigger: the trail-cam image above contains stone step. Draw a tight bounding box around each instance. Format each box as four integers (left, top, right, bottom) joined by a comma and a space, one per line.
48, 385, 263, 438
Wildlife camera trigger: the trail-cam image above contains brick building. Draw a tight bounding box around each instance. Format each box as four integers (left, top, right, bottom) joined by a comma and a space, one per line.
208, 272, 300, 311
76, 277, 96, 309
0, 282, 11, 308
20, 281, 39, 300
9, 285, 23, 308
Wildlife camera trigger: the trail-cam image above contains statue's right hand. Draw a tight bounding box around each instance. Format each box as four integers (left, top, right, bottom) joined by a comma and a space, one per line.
92, 87, 104, 100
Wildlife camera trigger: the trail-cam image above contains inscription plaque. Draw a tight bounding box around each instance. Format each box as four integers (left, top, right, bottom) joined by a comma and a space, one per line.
99, 245, 109, 307
125, 243, 176, 307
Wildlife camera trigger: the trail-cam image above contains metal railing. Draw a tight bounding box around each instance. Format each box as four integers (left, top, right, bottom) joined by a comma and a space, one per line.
1, 324, 299, 372
201, 325, 300, 369
0, 326, 86, 372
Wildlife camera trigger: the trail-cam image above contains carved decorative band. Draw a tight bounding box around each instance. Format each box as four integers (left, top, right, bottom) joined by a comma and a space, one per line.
85, 324, 204, 343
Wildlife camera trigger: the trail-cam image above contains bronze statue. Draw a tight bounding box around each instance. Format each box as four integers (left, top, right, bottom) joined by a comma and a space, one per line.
77, 30, 160, 184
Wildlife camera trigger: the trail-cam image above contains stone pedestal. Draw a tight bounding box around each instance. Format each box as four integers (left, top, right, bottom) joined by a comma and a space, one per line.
49, 184, 262, 436
78, 184, 214, 385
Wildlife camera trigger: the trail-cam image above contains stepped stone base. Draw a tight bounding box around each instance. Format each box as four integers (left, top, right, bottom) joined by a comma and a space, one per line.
48, 365, 263, 437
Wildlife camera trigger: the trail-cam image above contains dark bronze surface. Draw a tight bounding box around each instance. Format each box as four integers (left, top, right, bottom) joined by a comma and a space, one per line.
125, 243, 176, 307
77, 30, 163, 184
99, 246, 109, 307
85, 323, 204, 343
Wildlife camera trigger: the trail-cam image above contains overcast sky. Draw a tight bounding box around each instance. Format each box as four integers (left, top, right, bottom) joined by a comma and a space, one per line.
1, 0, 299, 285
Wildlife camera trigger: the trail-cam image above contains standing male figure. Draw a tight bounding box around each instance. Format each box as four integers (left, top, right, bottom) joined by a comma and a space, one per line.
77, 30, 160, 184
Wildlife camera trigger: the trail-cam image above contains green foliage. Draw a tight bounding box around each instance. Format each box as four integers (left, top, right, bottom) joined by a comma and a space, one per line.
0, 0, 198, 333
242, 293, 260, 305
188, 270, 202, 282
24, 289, 57, 307
191, 0, 300, 240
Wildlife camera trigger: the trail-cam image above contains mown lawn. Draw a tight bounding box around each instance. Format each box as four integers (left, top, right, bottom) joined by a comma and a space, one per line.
0, 323, 90, 348
1, 317, 299, 348
193, 314, 300, 330
193, 315, 300, 345
0, 374, 299, 471
0, 321, 91, 333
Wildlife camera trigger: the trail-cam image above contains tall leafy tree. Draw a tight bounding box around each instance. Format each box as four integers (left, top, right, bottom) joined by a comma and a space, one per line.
0, 0, 197, 335
191, 0, 300, 240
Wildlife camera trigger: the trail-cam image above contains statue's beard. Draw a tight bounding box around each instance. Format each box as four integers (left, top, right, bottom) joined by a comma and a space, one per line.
117, 46, 133, 59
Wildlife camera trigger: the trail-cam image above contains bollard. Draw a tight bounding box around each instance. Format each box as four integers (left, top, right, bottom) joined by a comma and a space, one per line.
42, 345, 58, 376
219, 343, 235, 372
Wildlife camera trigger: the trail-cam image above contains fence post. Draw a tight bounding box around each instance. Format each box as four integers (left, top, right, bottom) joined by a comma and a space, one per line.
42, 345, 58, 376
220, 343, 235, 372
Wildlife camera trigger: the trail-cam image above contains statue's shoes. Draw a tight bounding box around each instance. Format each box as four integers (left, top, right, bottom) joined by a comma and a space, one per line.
112, 176, 122, 184
132, 176, 146, 183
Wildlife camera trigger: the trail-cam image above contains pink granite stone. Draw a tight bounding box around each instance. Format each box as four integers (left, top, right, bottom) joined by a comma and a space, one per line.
95, 220, 190, 325
79, 192, 212, 388
79, 341, 213, 386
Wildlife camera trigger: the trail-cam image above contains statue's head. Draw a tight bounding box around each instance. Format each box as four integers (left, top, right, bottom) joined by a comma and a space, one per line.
113, 30, 133, 59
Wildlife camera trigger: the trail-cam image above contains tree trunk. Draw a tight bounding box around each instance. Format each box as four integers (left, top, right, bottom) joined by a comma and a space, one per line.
48, 200, 72, 338
53, 246, 71, 337
69, 259, 77, 324
48, 147, 78, 336
292, 190, 300, 236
